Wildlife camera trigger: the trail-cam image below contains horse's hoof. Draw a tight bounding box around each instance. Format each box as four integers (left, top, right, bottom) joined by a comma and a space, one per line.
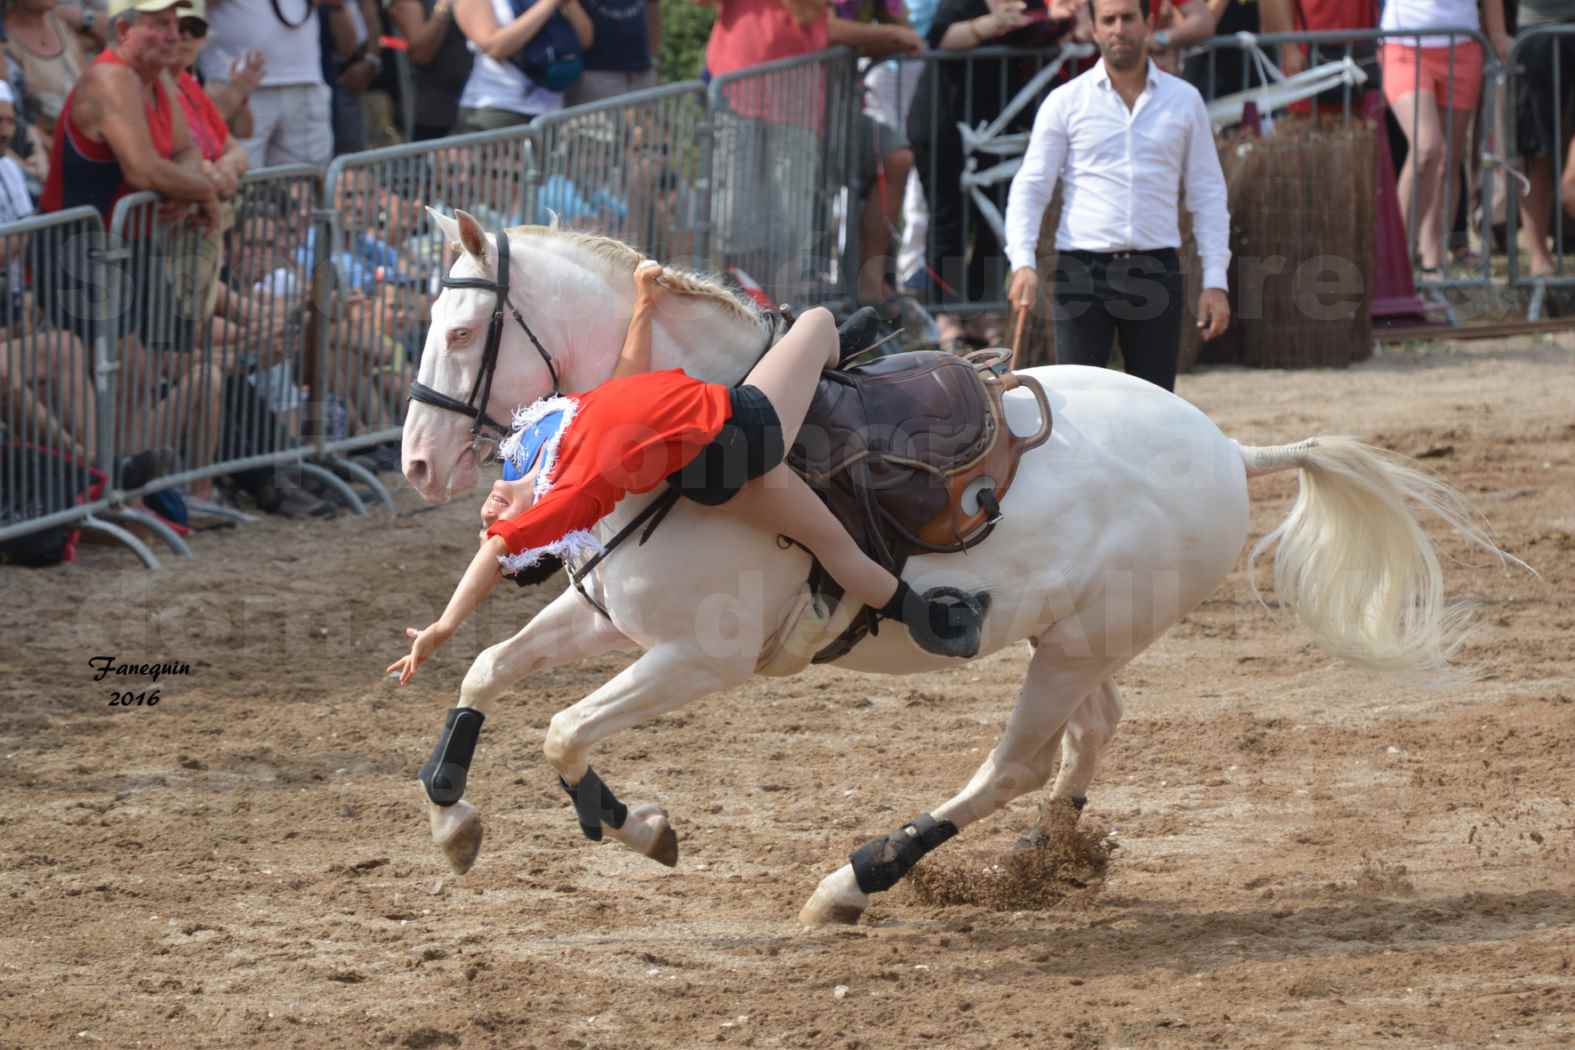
799, 866, 868, 926
649, 824, 680, 868
429, 799, 483, 875
1014, 828, 1049, 851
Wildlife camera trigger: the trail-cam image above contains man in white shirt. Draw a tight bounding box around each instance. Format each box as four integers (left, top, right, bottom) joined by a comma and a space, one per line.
1004, 0, 1230, 392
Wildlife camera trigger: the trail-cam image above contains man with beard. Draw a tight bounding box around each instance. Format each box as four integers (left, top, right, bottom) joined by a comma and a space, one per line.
1003, 0, 1230, 392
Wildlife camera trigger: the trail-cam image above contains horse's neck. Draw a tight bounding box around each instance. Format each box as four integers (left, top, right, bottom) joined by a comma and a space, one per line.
523, 245, 767, 393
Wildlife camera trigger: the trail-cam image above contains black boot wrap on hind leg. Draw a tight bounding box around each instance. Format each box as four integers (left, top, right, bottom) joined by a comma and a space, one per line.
418, 707, 485, 806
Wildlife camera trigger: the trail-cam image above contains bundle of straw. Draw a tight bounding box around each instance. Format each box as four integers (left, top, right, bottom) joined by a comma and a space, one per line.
1184, 115, 1376, 370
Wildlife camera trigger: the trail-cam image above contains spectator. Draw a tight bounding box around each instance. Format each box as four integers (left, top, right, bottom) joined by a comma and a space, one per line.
453, 0, 593, 132
1003, 0, 1231, 392
1182, 0, 1258, 101
564, 0, 658, 107
0, 79, 96, 464
1259, 0, 1379, 113
198, 0, 333, 168
0, 41, 51, 192
1513, 0, 1575, 277
38, 0, 228, 500
701, 0, 921, 299
906, 0, 1065, 349
1377, 0, 1511, 273
1141, 0, 1216, 76
319, 0, 386, 154
384, 0, 472, 139
831, 0, 924, 303
3, 0, 90, 138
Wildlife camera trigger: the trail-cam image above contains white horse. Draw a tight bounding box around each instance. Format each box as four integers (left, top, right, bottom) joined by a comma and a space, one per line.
401, 210, 1510, 925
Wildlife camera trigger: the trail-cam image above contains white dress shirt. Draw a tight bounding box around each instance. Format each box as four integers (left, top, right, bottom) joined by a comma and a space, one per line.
1005, 59, 1232, 291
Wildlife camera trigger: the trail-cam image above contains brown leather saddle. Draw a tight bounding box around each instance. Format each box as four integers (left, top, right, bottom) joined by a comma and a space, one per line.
786, 348, 1052, 662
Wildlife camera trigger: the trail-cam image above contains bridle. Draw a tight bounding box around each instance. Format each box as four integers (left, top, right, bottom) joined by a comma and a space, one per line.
408, 227, 562, 455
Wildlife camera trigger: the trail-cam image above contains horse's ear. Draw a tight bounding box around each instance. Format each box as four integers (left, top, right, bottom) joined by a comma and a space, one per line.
455, 208, 489, 259
426, 207, 461, 250
545, 208, 561, 231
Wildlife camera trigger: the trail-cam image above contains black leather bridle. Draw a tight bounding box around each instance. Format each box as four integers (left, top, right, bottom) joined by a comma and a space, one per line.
409, 227, 562, 453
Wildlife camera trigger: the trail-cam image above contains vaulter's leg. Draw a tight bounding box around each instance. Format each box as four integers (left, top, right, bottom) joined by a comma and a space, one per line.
420, 587, 633, 874
801, 617, 1114, 925
544, 642, 757, 868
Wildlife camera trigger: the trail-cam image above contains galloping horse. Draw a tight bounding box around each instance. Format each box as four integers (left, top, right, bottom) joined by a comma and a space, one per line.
401, 209, 1510, 925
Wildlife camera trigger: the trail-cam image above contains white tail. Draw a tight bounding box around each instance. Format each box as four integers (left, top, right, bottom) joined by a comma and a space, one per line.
1239, 437, 1527, 685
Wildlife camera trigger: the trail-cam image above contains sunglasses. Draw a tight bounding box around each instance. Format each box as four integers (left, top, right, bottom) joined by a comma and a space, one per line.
179, 19, 207, 38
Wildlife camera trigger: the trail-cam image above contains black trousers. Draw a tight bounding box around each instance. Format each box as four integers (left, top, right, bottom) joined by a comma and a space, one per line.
912, 131, 1008, 307
1051, 248, 1184, 393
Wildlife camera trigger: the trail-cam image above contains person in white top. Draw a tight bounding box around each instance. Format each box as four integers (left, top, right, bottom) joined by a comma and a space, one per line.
454, 0, 591, 131
1377, 0, 1510, 274
1003, 0, 1230, 392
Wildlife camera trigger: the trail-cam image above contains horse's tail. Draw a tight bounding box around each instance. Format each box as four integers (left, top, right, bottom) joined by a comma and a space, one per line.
1237, 437, 1527, 685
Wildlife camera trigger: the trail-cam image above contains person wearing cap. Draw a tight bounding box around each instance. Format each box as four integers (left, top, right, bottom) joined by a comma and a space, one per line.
40, 0, 221, 227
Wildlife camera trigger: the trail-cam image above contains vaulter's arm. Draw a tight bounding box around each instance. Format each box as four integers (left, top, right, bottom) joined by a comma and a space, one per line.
610, 260, 665, 380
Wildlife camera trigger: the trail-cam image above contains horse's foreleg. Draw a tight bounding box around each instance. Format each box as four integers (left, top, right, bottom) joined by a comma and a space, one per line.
422, 588, 634, 875
801, 624, 1114, 926
543, 642, 754, 868
1048, 680, 1122, 814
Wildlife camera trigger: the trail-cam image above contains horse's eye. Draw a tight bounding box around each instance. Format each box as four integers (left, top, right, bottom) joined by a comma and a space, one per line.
448, 327, 470, 346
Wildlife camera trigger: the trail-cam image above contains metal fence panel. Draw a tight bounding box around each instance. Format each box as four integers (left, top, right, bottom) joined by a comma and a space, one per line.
105, 165, 323, 504
319, 124, 542, 456
707, 47, 859, 307
532, 81, 710, 270
0, 207, 113, 547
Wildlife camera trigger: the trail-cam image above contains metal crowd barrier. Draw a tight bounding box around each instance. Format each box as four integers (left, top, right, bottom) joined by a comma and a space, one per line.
891, 44, 1082, 319
708, 47, 859, 307
0, 207, 163, 566
319, 123, 540, 501
532, 81, 711, 270
1182, 27, 1508, 299
1503, 23, 1575, 319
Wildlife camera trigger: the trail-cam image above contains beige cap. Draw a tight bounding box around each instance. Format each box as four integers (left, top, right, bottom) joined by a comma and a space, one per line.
181, 0, 207, 21
107, 0, 193, 17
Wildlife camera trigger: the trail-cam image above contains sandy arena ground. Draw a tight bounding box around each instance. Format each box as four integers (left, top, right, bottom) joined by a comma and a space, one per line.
3, 335, 1573, 1049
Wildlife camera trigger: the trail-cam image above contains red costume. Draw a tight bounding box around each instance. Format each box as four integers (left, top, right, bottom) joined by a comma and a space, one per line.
486, 370, 733, 574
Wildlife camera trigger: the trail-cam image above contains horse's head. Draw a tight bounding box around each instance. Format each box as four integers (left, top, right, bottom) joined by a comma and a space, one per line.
403, 208, 563, 502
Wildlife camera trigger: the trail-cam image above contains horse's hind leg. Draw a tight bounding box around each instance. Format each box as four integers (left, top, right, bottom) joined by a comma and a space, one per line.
422, 588, 632, 875
1015, 680, 1124, 848
800, 629, 1114, 926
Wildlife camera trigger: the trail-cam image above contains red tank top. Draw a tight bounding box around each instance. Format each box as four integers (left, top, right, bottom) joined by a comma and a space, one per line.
40, 48, 177, 221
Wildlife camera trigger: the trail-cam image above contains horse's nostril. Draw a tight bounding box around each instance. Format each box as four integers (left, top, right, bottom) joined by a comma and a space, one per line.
407, 458, 430, 487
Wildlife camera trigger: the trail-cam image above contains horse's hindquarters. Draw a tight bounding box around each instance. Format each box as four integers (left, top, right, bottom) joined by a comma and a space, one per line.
828, 366, 1250, 674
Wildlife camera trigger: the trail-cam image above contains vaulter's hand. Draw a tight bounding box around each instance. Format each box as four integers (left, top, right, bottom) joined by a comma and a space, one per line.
633, 259, 665, 302
1197, 288, 1231, 342
387, 622, 454, 686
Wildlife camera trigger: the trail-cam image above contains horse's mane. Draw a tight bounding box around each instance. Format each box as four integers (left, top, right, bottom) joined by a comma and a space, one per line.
502, 224, 769, 332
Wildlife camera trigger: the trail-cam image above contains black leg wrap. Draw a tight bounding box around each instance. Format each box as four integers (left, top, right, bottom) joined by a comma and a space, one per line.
559, 766, 629, 842
1070, 796, 1087, 812
418, 707, 485, 807
849, 813, 959, 895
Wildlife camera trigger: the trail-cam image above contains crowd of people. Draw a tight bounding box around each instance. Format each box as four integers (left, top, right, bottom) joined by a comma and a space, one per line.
2, 0, 1574, 553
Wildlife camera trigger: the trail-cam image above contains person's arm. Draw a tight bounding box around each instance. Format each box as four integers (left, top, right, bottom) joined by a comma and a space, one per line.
1481, 0, 1512, 61
937, 1, 1028, 49
827, 15, 923, 57
207, 49, 266, 123
561, 0, 594, 48
216, 134, 249, 188
1003, 89, 1067, 307
1255, 0, 1302, 74
1152, 0, 1217, 51
456, 0, 562, 60
646, 0, 661, 61
83, 68, 219, 203
389, 0, 457, 65
1184, 90, 1230, 291
611, 260, 664, 379
387, 537, 508, 685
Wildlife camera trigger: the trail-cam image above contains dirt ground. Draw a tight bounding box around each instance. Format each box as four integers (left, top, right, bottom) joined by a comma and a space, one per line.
3, 335, 1573, 1050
